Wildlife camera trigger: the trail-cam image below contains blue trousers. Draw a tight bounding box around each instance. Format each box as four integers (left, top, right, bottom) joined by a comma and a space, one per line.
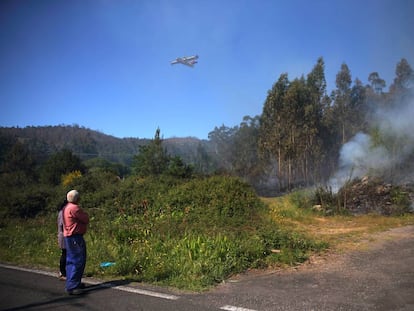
64, 235, 87, 291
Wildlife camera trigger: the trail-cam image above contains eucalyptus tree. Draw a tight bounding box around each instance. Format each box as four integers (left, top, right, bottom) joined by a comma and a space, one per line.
332, 63, 353, 144
366, 72, 387, 111
258, 73, 290, 191
389, 58, 413, 102
282, 76, 310, 189
259, 60, 329, 190
232, 115, 262, 185
304, 57, 328, 183
392, 58, 413, 90
368, 72, 386, 94
350, 78, 369, 133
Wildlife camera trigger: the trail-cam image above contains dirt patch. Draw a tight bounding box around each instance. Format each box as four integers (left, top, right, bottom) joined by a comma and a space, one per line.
294, 225, 413, 272
317, 227, 368, 234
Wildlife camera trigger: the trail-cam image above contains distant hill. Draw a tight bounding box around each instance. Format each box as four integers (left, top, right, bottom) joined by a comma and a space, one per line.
0, 126, 210, 166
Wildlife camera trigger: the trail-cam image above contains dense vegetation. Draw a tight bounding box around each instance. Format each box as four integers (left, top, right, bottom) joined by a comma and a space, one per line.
0, 156, 327, 289
1, 57, 413, 290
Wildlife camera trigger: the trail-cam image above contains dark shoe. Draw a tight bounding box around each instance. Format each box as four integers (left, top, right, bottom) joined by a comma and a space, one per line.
67, 288, 84, 295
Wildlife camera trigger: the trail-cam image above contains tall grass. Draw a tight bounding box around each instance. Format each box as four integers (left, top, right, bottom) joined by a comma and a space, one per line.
0, 218, 59, 267
0, 176, 329, 290
0, 216, 326, 290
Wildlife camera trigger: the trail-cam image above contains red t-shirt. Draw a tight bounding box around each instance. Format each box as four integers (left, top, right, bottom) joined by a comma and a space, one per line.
63, 202, 89, 237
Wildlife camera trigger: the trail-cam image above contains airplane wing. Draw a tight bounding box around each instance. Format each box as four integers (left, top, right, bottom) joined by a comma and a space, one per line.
182, 55, 198, 61
187, 55, 199, 62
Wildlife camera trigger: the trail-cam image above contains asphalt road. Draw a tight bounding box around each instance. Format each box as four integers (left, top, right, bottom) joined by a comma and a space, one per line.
0, 266, 218, 311
1, 225, 413, 311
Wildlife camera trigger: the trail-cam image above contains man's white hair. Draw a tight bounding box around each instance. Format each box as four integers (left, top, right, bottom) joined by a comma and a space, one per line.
67, 190, 80, 203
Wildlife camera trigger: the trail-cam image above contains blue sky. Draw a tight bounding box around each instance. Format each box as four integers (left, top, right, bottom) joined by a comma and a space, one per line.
1, 0, 413, 139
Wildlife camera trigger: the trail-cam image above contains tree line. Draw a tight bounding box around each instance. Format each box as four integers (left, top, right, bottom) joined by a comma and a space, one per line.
208, 57, 414, 193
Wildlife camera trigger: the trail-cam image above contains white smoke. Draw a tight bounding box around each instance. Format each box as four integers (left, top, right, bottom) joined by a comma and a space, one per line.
330, 94, 414, 192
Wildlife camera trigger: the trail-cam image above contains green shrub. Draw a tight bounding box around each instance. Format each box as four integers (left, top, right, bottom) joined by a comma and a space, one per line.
116, 175, 181, 216
288, 189, 313, 209
258, 224, 328, 265
0, 184, 53, 218
162, 176, 264, 228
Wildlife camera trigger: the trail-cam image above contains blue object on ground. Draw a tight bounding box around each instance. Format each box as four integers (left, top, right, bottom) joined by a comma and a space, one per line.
100, 262, 116, 267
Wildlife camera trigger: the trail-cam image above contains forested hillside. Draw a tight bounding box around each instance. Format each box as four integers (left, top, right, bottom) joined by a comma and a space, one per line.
1, 126, 150, 164
0, 125, 215, 168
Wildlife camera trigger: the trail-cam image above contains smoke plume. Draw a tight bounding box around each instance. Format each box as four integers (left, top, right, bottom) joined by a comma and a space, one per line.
330, 94, 414, 191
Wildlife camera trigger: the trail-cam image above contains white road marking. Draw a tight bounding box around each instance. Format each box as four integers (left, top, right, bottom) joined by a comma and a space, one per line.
96, 282, 179, 300
220, 305, 259, 311
0, 263, 179, 300
0, 263, 57, 278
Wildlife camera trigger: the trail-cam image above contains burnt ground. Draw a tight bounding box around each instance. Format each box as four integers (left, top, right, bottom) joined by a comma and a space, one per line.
187, 225, 414, 311
339, 176, 414, 215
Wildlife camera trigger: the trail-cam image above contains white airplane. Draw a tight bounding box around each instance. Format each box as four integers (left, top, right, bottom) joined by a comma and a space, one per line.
171, 55, 198, 67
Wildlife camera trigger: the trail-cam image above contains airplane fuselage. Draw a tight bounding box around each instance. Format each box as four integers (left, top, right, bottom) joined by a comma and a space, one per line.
171, 55, 198, 67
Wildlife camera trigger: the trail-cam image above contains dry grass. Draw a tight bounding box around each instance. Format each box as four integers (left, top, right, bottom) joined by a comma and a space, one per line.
262, 196, 414, 253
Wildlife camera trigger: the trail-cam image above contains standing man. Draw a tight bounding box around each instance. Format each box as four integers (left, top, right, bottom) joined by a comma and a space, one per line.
63, 190, 89, 295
